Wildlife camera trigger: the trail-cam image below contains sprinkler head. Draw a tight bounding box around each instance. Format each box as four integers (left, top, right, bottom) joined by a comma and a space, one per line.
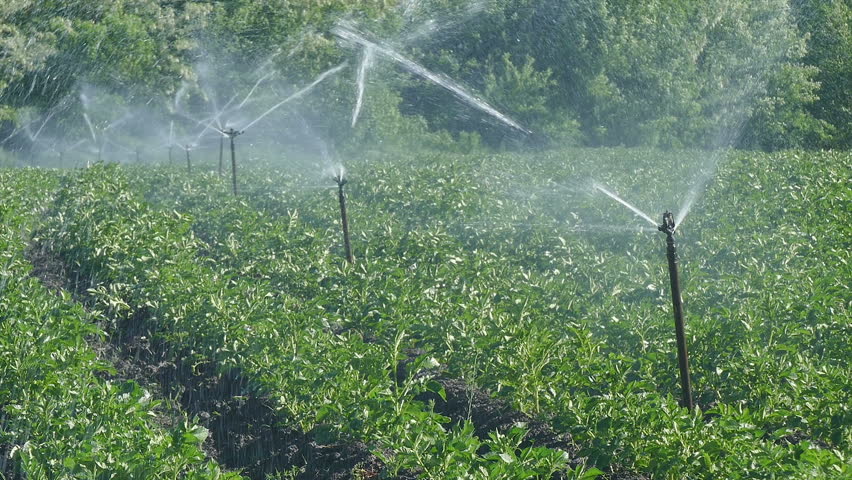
658, 211, 676, 235
224, 128, 244, 138
331, 165, 347, 186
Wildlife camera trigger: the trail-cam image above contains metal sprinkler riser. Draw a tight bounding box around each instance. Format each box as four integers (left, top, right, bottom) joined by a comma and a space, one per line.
335, 175, 354, 264
224, 129, 243, 196
219, 136, 224, 176
658, 211, 694, 411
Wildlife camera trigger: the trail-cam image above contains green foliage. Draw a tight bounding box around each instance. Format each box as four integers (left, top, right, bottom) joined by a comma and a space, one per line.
23, 145, 850, 478
2, 0, 851, 150
0, 168, 241, 479
792, 0, 852, 148
483, 54, 582, 146
740, 63, 834, 150
35, 164, 595, 478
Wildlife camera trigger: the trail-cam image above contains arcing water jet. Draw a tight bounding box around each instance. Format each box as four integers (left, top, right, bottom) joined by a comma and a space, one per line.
332, 22, 529, 134
352, 45, 375, 128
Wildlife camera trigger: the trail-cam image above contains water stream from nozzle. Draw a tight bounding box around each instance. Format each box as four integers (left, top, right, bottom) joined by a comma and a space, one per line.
592, 182, 657, 227
332, 22, 529, 134
352, 46, 375, 128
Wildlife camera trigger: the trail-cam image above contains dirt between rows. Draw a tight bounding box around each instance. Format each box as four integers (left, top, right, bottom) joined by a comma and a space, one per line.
25, 240, 645, 479
415, 377, 647, 480
25, 241, 401, 480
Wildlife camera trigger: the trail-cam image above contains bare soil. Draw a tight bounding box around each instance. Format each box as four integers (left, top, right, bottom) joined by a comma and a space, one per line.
25, 241, 407, 480
25, 238, 644, 479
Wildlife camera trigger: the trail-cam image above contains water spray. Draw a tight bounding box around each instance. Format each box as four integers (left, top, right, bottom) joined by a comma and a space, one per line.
590, 183, 695, 410
333, 170, 354, 263
224, 128, 243, 195
332, 22, 529, 134
88, 143, 102, 167
658, 212, 694, 410
240, 62, 347, 132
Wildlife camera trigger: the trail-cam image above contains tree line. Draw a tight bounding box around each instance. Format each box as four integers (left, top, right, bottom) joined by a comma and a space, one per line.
1, 0, 849, 152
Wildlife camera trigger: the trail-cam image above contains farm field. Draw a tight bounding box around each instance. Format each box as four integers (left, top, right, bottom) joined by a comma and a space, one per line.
0, 170, 239, 479
1, 147, 849, 479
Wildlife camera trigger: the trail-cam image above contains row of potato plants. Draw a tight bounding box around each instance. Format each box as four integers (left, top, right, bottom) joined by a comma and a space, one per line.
125, 147, 849, 478
0, 169, 239, 479
41, 165, 593, 479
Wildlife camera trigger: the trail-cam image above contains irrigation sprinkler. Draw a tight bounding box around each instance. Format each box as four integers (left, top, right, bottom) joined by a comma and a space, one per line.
333, 172, 354, 263
185, 145, 192, 173
135, 147, 141, 164
658, 212, 694, 410
218, 136, 224, 176
168, 145, 174, 165
224, 128, 243, 195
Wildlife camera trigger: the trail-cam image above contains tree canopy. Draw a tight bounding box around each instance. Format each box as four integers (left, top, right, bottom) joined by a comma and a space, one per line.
1, 0, 849, 151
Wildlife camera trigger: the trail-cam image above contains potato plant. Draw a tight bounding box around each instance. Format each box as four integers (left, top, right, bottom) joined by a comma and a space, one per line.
38, 165, 590, 479
15, 146, 851, 479
0, 170, 239, 479
122, 148, 849, 478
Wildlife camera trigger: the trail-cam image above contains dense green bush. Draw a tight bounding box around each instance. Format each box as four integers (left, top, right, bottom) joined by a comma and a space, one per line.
1, 0, 850, 151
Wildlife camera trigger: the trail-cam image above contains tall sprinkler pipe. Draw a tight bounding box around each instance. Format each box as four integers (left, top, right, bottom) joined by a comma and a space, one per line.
658, 212, 694, 410
219, 136, 224, 176
334, 174, 354, 263
185, 145, 191, 173
59, 150, 63, 169
168, 145, 173, 164
225, 128, 242, 196
135, 147, 141, 164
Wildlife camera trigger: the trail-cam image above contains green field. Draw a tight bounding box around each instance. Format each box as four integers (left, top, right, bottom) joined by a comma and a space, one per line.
1, 147, 850, 479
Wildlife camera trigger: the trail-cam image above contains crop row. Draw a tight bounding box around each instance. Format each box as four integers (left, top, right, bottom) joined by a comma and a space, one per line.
39, 165, 593, 479
121, 148, 850, 478
0, 169, 239, 479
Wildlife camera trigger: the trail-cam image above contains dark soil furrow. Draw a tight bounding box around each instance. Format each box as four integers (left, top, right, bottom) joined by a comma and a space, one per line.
25, 241, 409, 480
416, 377, 648, 480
